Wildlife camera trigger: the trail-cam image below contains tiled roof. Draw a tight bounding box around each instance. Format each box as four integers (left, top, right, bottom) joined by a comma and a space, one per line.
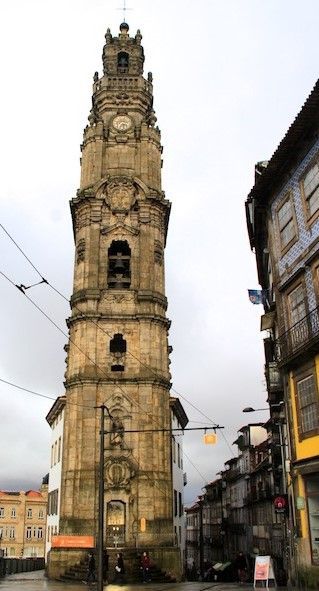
248, 78, 319, 204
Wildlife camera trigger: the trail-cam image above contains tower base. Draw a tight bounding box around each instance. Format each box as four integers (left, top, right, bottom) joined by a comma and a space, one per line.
47, 546, 182, 582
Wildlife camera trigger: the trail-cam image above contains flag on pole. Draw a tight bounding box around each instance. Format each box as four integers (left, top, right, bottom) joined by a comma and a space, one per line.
248, 289, 263, 304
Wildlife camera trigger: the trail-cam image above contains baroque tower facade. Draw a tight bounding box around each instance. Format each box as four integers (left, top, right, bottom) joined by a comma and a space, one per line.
49, 23, 184, 578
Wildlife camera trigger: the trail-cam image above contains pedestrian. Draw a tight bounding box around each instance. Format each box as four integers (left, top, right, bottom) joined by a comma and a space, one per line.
83, 551, 96, 584
102, 549, 109, 584
114, 552, 125, 584
140, 551, 151, 582
234, 551, 248, 584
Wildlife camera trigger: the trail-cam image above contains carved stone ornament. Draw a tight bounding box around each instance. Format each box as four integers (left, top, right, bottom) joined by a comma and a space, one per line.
105, 457, 135, 489
105, 176, 136, 212
154, 240, 163, 265
76, 239, 86, 263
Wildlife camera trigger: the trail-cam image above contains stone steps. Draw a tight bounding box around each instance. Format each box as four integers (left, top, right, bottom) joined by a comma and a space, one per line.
59, 553, 176, 584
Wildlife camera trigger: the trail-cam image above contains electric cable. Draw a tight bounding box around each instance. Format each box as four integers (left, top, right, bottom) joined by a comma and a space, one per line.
0, 223, 216, 421
0, 223, 234, 454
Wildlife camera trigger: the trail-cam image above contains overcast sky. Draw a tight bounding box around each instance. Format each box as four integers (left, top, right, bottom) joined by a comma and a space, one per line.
0, 0, 318, 504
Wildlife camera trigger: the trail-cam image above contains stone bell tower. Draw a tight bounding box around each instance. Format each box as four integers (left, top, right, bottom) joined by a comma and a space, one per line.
50, 22, 182, 578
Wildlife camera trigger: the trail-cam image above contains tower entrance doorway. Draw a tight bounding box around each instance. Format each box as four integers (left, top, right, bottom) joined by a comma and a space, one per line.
106, 500, 125, 547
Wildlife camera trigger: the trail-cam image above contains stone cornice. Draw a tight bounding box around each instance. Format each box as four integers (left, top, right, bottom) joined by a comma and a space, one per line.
64, 376, 171, 389
71, 288, 167, 308
66, 313, 171, 329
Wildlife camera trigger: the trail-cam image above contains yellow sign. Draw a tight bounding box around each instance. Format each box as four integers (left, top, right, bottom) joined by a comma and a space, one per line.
140, 517, 146, 532
204, 433, 217, 445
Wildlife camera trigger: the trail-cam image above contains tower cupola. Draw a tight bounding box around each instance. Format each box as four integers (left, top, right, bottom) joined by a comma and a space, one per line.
102, 23, 144, 76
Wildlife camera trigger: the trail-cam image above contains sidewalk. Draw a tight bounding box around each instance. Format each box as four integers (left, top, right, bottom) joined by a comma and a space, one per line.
0, 571, 251, 591
0, 572, 296, 591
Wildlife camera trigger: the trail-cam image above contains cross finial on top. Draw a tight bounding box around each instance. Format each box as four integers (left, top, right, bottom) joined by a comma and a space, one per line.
118, 0, 132, 23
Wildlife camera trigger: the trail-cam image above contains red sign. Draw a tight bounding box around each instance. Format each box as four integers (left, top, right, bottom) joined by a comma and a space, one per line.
51, 535, 94, 548
274, 496, 287, 513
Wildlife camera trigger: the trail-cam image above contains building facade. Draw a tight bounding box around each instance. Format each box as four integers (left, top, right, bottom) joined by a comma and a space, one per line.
45, 396, 66, 558
170, 398, 188, 565
0, 485, 47, 558
246, 79, 319, 577
48, 22, 186, 580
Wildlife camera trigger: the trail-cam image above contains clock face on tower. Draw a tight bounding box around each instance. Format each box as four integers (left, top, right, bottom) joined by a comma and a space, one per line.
112, 115, 132, 132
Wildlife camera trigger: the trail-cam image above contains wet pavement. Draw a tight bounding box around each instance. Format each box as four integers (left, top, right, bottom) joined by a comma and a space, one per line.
0, 571, 252, 591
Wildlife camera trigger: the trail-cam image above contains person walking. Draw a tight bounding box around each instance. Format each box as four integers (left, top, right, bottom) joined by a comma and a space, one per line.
234, 551, 248, 584
83, 552, 96, 584
140, 551, 151, 582
114, 552, 125, 584
102, 550, 109, 584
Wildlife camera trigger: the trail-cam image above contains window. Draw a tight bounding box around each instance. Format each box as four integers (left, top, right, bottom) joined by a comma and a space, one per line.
177, 443, 181, 468
296, 373, 319, 437
26, 527, 32, 539
110, 333, 126, 372
37, 527, 43, 539
9, 527, 15, 539
110, 333, 127, 354
27, 508, 32, 519
51, 445, 54, 468
277, 196, 296, 250
306, 475, 319, 565
48, 490, 58, 515
57, 437, 61, 463
117, 51, 129, 73
0, 507, 4, 518
178, 492, 183, 517
288, 284, 306, 326
108, 241, 131, 289
39, 509, 44, 519
11, 508, 16, 518
174, 489, 178, 517
172, 437, 176, 463
302, 161, 319, 220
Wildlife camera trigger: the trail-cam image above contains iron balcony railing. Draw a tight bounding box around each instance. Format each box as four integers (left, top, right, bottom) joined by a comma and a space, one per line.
276, 305, 319, 363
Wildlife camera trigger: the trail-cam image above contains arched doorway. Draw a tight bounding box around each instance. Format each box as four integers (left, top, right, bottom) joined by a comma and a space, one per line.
106, 500, 125, 547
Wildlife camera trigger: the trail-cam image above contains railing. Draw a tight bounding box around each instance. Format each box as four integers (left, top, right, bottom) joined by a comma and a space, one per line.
245, 486, 272, 503
4, 558, 44, 575
224, 468, 241, 481
276, 305, 319, 363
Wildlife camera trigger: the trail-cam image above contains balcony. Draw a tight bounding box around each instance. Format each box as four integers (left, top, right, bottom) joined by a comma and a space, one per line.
245, 486, 272, 503
276, 306, 319, 365
224, 468, 241, 481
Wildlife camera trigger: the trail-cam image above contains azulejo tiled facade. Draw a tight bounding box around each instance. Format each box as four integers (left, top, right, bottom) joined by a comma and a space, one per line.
246, 80, 319, 580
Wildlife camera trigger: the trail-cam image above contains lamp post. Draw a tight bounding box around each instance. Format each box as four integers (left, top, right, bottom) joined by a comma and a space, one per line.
97, 404, 106, 591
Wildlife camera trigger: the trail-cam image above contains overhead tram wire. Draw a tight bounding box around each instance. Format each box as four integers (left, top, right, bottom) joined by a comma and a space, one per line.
0, 270, 218, 440
0, 223, 234, 450
0, 224, 218, 425
0, 377, 92, 409
0, 225, 234, 457
0, 271, 219, 498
